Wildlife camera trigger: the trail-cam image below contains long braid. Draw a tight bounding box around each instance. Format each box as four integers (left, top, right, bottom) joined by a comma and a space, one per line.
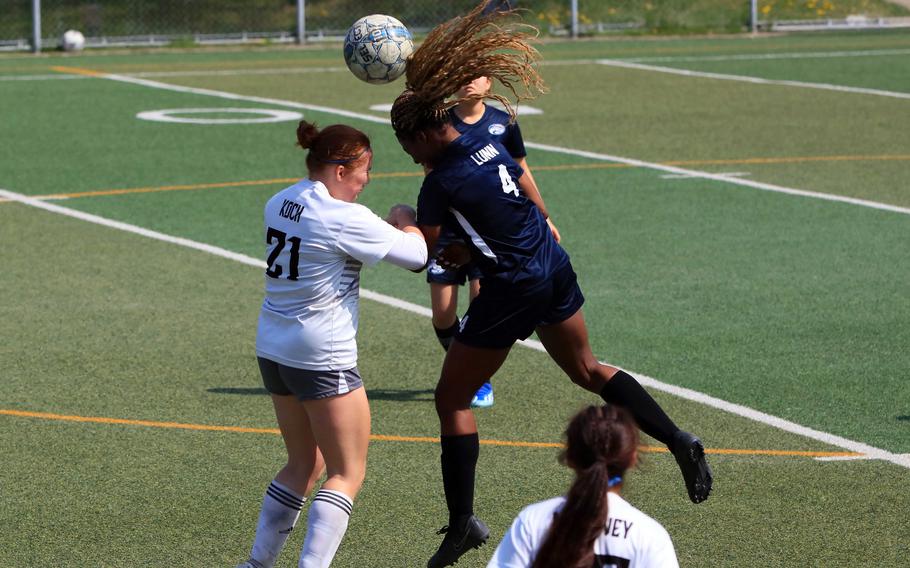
390, 0, 547, 136
531, 405, 639, 568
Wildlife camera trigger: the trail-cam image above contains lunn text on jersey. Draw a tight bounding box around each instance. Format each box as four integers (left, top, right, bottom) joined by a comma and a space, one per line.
470, 144, 500, 166
279, 199, 304, 223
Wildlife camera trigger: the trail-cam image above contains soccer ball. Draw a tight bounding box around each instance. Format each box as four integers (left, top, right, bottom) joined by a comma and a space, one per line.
61, 29, 85, 52
343, 15, 413, 84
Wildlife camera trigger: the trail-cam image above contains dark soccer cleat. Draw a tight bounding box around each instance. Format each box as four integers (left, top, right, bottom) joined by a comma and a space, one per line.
672, 430, 713, 504
427, 515, 490, 568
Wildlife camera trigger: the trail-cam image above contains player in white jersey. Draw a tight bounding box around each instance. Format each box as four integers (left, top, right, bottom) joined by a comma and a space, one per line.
237, 121, 427, 568
487, 405, 679, 568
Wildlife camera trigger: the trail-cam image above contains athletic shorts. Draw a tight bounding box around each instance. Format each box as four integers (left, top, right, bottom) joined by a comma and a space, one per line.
257, 357, 363, 400
456, 261, 585, 349
426, 257, 484, 285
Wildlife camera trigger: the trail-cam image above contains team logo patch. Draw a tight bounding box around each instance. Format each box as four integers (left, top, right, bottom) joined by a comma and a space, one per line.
428, 259, 446, 275
488, 123, 506, 136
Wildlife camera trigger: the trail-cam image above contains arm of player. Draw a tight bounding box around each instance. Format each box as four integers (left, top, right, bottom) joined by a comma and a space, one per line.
383, 204, 428, 271
515, 156, 561, 243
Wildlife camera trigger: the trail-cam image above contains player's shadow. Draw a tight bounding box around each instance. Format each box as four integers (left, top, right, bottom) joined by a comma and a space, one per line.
207, 387, 269, 395
897, 415, 910, 421
205, 387, 435, 402
368, 388, 435, 402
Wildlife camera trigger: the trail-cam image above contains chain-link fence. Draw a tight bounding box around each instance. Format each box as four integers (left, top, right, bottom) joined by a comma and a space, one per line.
3, 0, 909, 52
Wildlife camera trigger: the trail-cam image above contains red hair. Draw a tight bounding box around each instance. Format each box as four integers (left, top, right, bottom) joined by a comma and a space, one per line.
296, 121, 371, 172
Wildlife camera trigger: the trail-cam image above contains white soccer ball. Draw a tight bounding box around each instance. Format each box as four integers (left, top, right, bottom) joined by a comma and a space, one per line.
343, 15, 414, 84
61, 29, 85, 52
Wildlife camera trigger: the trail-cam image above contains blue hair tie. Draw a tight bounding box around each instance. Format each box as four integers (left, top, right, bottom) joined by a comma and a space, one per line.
607, 475, 623, 488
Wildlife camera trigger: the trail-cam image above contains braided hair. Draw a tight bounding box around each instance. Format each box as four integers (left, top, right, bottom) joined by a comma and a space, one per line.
530, 405, 640, 568
390, 0, 547, 137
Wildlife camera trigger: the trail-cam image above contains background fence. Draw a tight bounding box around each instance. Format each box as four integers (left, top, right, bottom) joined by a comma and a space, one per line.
2, 0, 909, 52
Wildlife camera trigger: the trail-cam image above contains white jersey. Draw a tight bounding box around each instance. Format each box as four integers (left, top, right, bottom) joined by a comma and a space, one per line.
487, 493, 679, 568
255, 179, 407, 371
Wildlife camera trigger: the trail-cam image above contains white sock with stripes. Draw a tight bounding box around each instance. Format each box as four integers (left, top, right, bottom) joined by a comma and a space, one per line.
298, 489, 353, 568
247, 480, 305, 568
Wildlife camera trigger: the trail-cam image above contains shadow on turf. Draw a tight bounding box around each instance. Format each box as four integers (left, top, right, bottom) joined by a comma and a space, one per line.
208, 387, 269, 395
206, 387, 436, 402
368, 388, 435, 401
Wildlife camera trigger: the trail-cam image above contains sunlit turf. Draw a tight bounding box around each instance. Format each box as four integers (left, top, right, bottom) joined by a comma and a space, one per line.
1, 30, 909, 567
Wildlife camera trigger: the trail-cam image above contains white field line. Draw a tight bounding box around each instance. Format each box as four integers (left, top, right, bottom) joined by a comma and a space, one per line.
6, 46, 908, 82
2, 186, 908, 470
621, 48, 910, 63
596, 58, 910, 100
21, 69, 910, 464
524, 141, 910, 216
77, 70, 910, 217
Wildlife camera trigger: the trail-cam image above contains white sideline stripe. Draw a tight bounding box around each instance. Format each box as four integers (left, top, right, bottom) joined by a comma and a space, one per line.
99, 71, 392, 125
596, 59, 910, 100
10, 47, 907, 82
71, 70, 910, 217
129, 66, 348, 78
2, 185, 908, 470
524, 141, 910, 216
620, 48, 910, 64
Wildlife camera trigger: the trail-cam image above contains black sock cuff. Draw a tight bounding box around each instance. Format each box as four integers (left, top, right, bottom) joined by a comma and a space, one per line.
434, 318, 460, 339
600, 369, 635, 400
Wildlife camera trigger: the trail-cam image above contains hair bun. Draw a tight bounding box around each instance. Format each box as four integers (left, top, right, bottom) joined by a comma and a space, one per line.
296, 120, 320, 149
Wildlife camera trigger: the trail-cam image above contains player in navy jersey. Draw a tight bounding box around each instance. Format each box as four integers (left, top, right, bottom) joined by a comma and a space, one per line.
391, 3, 712, 567
427, 76, 561, 408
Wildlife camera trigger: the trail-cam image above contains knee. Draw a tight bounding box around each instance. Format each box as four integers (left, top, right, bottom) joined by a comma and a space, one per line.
566, 359, 607, 392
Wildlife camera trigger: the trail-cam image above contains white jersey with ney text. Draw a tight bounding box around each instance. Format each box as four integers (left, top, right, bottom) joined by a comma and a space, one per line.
255, 179, 405, 370
487, 493, 679, 568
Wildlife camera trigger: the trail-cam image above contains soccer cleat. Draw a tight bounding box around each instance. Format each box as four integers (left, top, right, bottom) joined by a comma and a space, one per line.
672, 430, 713, 504
234, 561, 258, 568
470, 383, 494, 408
427, 515, 490, 567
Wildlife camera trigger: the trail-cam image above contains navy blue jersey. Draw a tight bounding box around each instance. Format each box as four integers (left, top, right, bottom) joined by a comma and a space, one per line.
449, 105, 527, 159
417, 133, 567, 288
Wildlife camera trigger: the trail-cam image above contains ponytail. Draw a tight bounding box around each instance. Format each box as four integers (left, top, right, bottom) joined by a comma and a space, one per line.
295, 120, 371, 173
531, 405, 639, 568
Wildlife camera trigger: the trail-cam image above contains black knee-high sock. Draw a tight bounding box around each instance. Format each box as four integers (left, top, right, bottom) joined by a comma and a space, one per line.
434, 318, 460, 351
440, 433, 479, 525
600, 370, 680, 449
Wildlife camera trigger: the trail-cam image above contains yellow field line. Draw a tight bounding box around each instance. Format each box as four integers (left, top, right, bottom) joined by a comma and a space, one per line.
5, 152, 907, 204
0, 408, 863, 458
50, 65, 108, 78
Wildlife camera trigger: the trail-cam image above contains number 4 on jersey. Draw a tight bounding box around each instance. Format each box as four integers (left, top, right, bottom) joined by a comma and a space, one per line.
498, 164, 519, 196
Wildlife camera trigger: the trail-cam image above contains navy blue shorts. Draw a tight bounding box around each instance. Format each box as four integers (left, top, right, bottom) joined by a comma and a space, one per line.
425, 258, 484, 285
456, 261, 585, 349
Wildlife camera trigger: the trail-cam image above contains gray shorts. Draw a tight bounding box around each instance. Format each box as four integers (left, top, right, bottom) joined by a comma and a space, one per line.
257, 357, 364, 401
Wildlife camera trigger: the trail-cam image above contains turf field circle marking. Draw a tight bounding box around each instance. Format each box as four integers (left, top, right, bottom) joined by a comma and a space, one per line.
136, 107, 303, 124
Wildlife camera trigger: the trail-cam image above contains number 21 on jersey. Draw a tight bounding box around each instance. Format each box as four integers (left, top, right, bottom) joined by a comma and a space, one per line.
265, 227, 300, 280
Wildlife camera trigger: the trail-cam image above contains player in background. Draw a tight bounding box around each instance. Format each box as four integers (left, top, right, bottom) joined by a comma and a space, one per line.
487, 404, 679, 568
237, 121, 427, 568
389, 3, 711, 566
427, 76, 561, 408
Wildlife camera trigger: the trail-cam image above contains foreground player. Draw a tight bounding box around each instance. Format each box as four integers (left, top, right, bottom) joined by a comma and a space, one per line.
237, 121, 427, 568
487, 405, 679, 568
389, 3, 712, 566
428, 76, 561, 408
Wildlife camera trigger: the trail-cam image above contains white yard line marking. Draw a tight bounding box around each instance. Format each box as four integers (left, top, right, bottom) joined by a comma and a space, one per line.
58, 68, 910, 217
596, 58, 910, 100
622, 48, 910, 63
2, 187, 908, 469
661, 171, 750, 180
524, 141, 910, 216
